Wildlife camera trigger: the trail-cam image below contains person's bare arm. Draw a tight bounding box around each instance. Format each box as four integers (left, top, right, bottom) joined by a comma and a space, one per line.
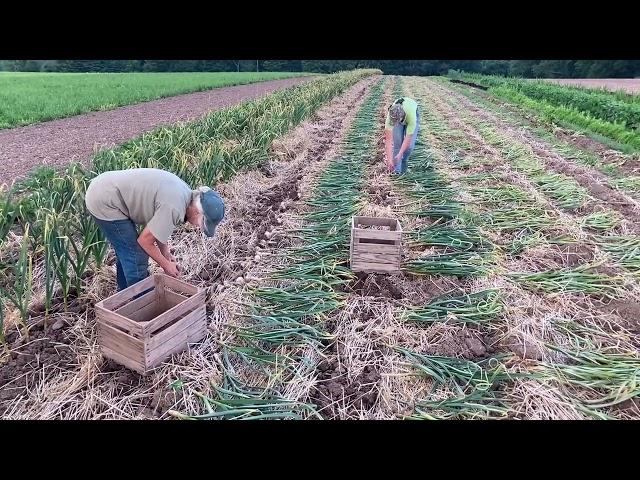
157, 241, 175, 262
137, 226, 180, 277
384, 129, 394, 171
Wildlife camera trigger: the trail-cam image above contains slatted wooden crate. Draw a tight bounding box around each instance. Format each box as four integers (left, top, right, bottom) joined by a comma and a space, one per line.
350, 216, 402, 274
95, 273, 207, 375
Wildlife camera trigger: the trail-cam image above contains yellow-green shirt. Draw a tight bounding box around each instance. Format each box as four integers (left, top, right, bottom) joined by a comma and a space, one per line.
385, 97, 419, 135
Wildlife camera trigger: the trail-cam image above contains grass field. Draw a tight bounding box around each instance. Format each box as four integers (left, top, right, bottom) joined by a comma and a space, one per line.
0, 72, 309, 129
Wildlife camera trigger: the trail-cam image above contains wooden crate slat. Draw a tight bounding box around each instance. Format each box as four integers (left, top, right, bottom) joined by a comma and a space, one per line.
147, 326, 207, 370
353, 229, 401, 242
114, 289, 157, 318
353, 243, 400, 254
161, 275, 199, 296
353, 252, 400, 264
140, 290, 206, 336
96, 308, 144, 337
97, 321, 146, 355
163, 290, 188, 307
352, 261, 400, 273
146, 305, 206, 353
126, 301, 166, 323
98, 327, 146, 365
98, 275, 156, 311
123, 290, 187, 323
101, 346, 146, 374
147, 320, 207, 369
353, 216, 398, 229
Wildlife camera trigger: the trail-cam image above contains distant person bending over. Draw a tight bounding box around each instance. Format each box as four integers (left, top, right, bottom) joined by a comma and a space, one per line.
85, 168, 225, 291
384, 97, 420, 174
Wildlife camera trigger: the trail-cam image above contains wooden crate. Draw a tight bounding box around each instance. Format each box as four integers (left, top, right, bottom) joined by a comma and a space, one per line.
95, 273, 207, 375
350, 216, 402, 274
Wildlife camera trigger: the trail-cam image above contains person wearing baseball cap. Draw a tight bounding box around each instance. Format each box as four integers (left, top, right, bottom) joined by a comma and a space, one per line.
85, 168, 225, 290
384, 97, 421, 175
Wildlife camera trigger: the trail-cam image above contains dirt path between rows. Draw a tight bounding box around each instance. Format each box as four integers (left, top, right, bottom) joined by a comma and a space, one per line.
0, 76, 314, 187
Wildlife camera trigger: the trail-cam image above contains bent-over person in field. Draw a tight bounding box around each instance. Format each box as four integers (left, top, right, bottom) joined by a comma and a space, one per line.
384, 96, 421, 174
85, 168, 225, 291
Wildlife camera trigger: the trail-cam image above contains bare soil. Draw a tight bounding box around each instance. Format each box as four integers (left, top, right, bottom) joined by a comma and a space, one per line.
309, 347, 381, 418
0, 320, 75, 413
594, 298, 640, 333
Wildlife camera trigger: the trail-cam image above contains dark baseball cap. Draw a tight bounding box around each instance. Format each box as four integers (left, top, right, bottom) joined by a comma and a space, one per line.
201, 190, 225, 237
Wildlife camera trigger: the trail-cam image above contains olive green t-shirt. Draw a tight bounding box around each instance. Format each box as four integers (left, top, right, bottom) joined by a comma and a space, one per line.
385, 97, 419, 135
85, 168, 193, 244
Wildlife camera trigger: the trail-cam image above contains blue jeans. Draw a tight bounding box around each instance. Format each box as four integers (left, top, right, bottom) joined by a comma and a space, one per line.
92, 216, 149, 291
392, 107, 421, 174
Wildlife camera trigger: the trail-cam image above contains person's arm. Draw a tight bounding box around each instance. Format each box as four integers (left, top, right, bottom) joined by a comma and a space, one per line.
138, 227, 181, 277
384, 109, 395, 170
384, 129, 394, 171
141, 204, 182, 277
157, 241, 175, 262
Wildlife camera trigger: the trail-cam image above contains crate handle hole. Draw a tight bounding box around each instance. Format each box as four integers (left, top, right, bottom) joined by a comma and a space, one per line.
358, 238, 397, 245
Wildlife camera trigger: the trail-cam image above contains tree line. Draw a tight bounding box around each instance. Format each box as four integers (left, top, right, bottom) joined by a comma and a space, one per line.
1, 60, 639, 78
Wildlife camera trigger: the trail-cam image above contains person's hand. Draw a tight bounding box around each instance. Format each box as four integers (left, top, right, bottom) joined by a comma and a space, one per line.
163, 260, 182, 278
394, 153, 402, 164
385, 155, 394, 171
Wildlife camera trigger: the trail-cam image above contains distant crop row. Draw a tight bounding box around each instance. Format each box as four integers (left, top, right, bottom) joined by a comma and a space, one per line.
448, 71, 640, 152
